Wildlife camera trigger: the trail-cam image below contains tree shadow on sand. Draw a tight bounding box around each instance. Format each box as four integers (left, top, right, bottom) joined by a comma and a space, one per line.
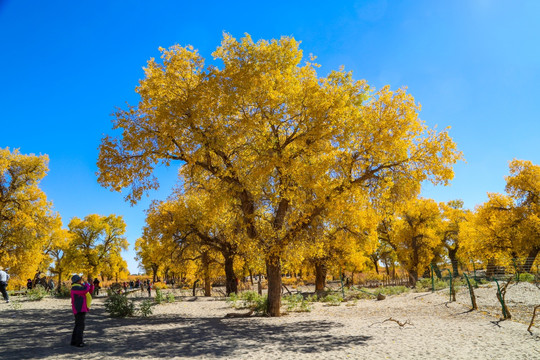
0, 302, 372, 359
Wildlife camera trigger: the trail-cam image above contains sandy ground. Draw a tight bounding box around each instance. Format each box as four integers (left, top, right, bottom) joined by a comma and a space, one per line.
0, 283, 539, 360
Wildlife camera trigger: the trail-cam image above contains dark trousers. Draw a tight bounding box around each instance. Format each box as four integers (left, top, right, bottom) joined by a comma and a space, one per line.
0, 282, 8, 301
71, 312, 86, 345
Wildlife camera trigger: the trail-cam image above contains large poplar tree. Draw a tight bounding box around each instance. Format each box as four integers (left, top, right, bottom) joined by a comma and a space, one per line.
98, 34, 461, 316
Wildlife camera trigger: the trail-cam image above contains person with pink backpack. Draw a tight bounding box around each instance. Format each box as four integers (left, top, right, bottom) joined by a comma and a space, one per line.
70, 274, 94, 347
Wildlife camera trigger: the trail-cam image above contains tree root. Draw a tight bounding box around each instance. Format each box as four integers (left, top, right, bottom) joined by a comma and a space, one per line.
224, 309, 254, 318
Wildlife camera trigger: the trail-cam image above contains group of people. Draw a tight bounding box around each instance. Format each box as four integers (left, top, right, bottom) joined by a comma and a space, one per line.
121, 278, 153, 297
26, 272, 55, 291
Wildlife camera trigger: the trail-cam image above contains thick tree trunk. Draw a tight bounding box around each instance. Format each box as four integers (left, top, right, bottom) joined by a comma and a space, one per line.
384, 260, 391, 276
224, 254, 238, 295
202, 252, 212, 297
151, 264, 158, 283
204, 274, 211, 296
266, 256, 282, 317
56, 272, 63, 291
249, 268, 254, 286
314, 262, 327, 293
409, 270, 418, 287
523, 247, 540, 273
486, 258, 496, 278
448, 247, 460, 276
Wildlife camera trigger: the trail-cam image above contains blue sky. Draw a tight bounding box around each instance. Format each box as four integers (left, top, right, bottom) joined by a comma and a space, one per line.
1, 1, 539, 274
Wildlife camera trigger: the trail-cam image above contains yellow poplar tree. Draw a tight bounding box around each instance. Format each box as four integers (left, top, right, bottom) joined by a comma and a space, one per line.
68, 214, 128, 278
44, 227, 75, 289
389, 198, 442, 285
505, 159, 540, 271
97, 34, 461, 315
440, 200, 470, 276
0, 148, 57, 288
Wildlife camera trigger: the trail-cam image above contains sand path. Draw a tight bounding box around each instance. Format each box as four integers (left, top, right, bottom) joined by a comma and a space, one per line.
1, 283, 539, 359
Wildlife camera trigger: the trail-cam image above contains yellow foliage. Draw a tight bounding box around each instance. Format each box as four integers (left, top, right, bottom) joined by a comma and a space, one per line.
0, 148, 58, 288
97, 34, 462, 313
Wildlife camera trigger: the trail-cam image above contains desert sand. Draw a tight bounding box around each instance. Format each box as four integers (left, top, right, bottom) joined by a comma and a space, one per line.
0, 282, 539, 359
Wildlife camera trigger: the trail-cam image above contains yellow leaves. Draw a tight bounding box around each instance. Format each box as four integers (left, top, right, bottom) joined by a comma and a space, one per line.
0, 148, 55, 286
98, 33, 463, 286
67, 214, 128, 276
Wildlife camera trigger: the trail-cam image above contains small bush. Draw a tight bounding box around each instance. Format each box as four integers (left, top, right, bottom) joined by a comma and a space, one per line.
320, 293, 343, 306
252, 294, 268, 315
415, 278, 448, 292
226, 292, 240, 306
227, 291, 268, 314
26, 285, 49, 301
54, 284, 71, 298
139, 300, 153, 317
105, 293, 135, 317
378, 286, 410, 296
166, 293, 175, 303
154, 289, 165, 304
240, 291, 259, 303
518, 273, 535, 283
284, 294, 312, 312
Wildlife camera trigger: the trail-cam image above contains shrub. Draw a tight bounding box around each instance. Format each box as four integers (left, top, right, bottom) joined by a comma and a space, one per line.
415, 278, 448, 292
139, 300, 153, 317
166, 293, 175, 303
378, 286, 410, 296
284, 294, 312, 312
104, 293, 135, 317
227, 291, 268, 314
26, 285, 49, 301
154, 289, 165, 304
518, 273, 535, 283
252, 294, 268, 315
226, 292, 240, 306
54, 284, 71, 298
320, 293, 343, 306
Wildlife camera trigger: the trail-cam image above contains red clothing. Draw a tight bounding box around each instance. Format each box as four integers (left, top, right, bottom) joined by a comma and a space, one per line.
71, 282, 94, 314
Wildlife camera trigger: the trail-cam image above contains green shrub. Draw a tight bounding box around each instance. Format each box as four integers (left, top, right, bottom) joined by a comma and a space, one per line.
252, 294, 268, 315
240, 291, 259, 303
166, 293, 175, 303
227, 291, 268, 314
320, 293, 343, 306
415, 278, 448, 292
139, 300, 153, 317
154, 289, 165, 304
54, 284, 71, 298
26, 285, 49, 301
518, 273, 535, 283
284, 294, 312, 312
226, 292, 239, 306
104, 293, 135, 317
378, 286, 410, 296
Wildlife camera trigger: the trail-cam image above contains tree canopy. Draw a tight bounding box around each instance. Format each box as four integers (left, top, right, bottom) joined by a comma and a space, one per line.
98, 34, 462, 315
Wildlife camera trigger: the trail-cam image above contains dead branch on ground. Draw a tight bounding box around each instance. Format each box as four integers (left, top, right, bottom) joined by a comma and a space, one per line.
383, 317, 413, 328
527, 305, 540, 335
